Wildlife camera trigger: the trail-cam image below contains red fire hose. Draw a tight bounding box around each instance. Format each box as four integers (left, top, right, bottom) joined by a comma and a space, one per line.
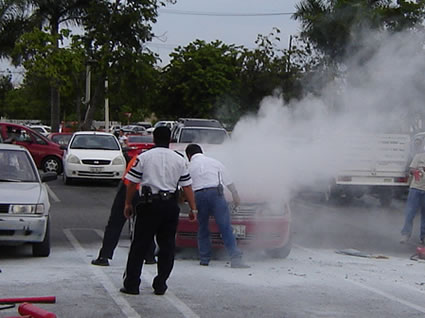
0, 296, 56, 304
18, 303, 56, 318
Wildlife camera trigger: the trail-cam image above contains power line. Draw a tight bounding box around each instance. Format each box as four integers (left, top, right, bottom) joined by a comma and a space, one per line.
159, 9, 295, 17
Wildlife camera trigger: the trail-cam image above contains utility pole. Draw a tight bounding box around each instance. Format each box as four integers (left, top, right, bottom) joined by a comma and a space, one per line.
105, 79, 109, 132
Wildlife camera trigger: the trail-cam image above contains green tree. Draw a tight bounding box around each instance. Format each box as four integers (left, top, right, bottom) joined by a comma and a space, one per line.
78, 0, 163, 130
293, 0, 425, 63
157, 40, 242, 119
0, 0, 27, 58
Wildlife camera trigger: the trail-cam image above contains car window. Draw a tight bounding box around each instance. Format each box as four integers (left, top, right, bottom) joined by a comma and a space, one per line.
70, 135, 120, 150
31, 131, 47, 145
6, 126, 31, 142
0, 150, 38, 182
180, 129, 228, 144
52, 134, 72, 146
128, 135, 153, 143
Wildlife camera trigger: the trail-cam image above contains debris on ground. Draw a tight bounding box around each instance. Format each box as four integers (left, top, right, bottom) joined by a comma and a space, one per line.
335, 248, 389, 259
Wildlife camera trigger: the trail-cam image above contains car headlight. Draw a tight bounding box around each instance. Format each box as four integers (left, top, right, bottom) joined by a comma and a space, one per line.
112, 156, 125, 165
67, 154, 80, 164
10, 204, 45, 214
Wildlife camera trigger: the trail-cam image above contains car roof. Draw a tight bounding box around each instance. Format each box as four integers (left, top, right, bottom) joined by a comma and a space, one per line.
73, 131, 114, 136
177, 118, 223, 128
0, 143, 28, 151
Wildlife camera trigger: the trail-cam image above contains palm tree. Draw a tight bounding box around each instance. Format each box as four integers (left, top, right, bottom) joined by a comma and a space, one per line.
19, 0, 91, 131
0, 0, 27, 59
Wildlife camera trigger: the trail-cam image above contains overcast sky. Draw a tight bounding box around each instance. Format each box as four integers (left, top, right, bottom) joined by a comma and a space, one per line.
149, 0, 301, 65
1, 1, 301, 84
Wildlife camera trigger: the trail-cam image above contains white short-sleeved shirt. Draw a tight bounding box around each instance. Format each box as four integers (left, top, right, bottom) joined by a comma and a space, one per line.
409, 152, 425, 191
125, 147, 192, 194
189, 153, 232, 191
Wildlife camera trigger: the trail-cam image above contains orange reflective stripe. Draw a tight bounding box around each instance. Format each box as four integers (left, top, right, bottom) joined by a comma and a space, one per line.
123, 156, 140, 190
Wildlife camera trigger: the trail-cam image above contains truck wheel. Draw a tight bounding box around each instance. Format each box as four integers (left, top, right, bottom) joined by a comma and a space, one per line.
266, 238, 292, 259
42, 156, 62, 175
32, 220, 50, 257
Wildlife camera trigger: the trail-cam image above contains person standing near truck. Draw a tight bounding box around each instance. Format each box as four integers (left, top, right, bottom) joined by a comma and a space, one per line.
400, 151, 425, 244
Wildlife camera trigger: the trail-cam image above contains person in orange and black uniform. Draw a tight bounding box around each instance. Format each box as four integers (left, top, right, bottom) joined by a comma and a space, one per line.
120, 126, 197, 296
91, 156, 156, 266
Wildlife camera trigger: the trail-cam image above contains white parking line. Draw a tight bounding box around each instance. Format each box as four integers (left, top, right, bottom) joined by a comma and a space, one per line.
63, 229, 141, 318
45, 184, 60, 202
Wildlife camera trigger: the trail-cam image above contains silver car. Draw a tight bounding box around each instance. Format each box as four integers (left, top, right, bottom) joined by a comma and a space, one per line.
0, 144, 57, 256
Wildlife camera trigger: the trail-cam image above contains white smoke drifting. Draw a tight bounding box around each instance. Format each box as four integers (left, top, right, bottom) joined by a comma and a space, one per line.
212, 30, 425, 203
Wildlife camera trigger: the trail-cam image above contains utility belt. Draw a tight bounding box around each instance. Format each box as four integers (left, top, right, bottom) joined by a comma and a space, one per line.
195, 184, 224, 196
139, 186, 176, 204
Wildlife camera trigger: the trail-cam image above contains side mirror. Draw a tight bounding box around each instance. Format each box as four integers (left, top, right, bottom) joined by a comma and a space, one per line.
60, 144, 67, 150
41, 171, 57, 182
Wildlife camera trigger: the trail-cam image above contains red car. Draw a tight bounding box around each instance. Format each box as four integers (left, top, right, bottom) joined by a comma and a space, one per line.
176, 193, 292, 258
0, 122, 64, 174
126, 134, 154, 158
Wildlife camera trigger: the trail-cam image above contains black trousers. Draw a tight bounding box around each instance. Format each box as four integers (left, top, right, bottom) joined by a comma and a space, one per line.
123, 199, 180, 291
98, 182, 155, 260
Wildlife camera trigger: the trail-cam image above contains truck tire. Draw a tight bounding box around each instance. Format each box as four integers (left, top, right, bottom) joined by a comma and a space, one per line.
32, 220, 50, 257
266, 237, 292, 259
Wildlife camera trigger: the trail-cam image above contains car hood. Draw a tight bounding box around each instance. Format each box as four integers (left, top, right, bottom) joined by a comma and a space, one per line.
0, 183, 42, 204
67, 149, 122, 159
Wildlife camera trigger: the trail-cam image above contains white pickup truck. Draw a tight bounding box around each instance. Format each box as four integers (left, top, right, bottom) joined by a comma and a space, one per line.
324, 133, 411, 206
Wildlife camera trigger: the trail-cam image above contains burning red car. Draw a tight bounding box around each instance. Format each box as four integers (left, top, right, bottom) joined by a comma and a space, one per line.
176, 194, 292, 258
126, 134, 154, 158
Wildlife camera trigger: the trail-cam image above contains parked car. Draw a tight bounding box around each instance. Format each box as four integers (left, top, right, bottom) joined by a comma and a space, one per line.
176, 194, 292, 258
0, 122, 64, 174
28, 125, 51, 137
121, 125, 147, 135
134, 121, 153, 130
48, 132, 73, 147
171, 126, 229, 144
0, 144, 57, 256
146, 120, 177, 134
126, 134, 154, 158
62, 131, 126, 184
171, 143, 292, 258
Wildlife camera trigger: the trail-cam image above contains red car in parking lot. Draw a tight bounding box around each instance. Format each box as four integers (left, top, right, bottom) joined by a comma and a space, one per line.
126, 134, 154, 158
0, 122, 64, 174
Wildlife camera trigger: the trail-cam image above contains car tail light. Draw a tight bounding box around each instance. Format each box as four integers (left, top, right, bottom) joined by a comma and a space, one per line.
395, 176, 408, 183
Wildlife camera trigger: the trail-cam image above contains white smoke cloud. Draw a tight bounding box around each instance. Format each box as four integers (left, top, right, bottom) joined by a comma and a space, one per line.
211, 29, 425, 203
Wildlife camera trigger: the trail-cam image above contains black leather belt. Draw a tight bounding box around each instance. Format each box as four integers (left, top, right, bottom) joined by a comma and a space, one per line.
151, 192, 176, 201
195, 187, 219, 193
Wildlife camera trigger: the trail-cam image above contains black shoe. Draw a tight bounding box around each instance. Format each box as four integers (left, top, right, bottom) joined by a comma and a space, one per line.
91, 257, 109, 266
231, 260, 250, 269
145, 258, 157, 265
120, 287, 139, 295
200, 261, 209, 266
152, 277, 167, 296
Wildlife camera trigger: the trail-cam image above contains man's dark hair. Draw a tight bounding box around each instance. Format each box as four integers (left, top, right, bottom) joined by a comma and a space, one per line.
185, 143, 203, 158
153, 126, 171, 146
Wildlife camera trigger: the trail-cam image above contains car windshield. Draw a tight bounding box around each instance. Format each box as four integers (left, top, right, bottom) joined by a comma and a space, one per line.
128, 135, 153, 143
52, 134, 72, 146
70, 134, 120, 150
0, 150, 38, 182
180, 129, 228, 144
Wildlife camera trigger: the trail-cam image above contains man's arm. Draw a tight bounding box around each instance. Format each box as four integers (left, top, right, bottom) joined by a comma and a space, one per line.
124, 181, 138, 219
182, 185, 197, 220
227, 183, 240, 207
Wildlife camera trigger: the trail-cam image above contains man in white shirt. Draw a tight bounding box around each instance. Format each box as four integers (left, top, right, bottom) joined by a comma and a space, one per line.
185, 143, 249, 268
120, 127, 197, 296
118, 129, 128, 147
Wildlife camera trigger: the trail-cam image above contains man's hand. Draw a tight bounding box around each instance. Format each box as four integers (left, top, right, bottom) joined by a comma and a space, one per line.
124, 203, 133, 219
189, 209, 197, 222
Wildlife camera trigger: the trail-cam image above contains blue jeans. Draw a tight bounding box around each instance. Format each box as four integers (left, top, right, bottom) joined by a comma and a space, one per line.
195, 188, 242, 263
401, 188, 425, 240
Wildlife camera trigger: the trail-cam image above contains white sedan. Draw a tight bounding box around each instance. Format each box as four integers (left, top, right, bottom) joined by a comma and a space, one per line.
0, 144, 57, 256
62, 131, 126, 184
